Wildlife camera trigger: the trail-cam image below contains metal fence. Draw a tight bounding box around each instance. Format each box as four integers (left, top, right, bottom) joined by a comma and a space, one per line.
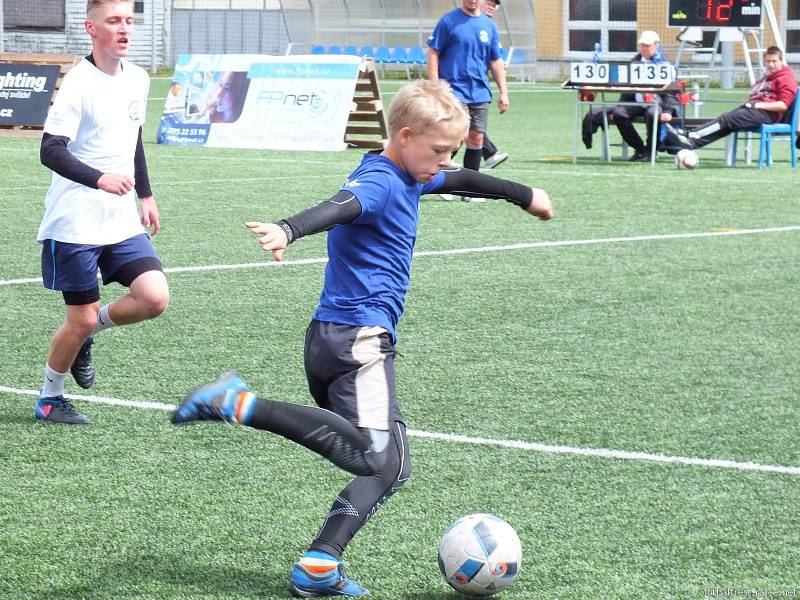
0, 1, 537, 78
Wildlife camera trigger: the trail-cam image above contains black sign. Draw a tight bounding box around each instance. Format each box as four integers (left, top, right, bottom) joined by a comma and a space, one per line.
668, 0, 763, 28
0, 63, 61, 126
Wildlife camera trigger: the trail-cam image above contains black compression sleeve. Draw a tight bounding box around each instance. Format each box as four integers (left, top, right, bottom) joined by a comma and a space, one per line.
134, 127, 152, 198
40, 133, 104, 189
433, 167, 533, 210
277, 190, 362, 243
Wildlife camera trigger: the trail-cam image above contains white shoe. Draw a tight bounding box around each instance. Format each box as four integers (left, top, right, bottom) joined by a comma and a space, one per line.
461, 196, 487, 203
483, 152, 509, 169
439, 193, 455, 201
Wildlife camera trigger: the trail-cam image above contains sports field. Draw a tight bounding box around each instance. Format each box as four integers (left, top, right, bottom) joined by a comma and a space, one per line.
1, 79, 798, 599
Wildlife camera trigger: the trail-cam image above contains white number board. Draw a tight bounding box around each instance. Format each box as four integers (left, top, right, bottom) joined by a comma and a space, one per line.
629, 63, 676, 85
570, 63, 610, 84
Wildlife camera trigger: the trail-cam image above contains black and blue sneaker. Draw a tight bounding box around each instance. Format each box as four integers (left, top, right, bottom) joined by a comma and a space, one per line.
35, 395, 91, 424
70, 337, 95, 389
171, 371, 249, 424
289, 557, 370, 597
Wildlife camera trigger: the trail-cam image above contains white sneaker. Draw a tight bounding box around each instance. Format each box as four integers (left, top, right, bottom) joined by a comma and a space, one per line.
461, 196, 487, 203
483, 152, 509, 169
439, 194, 455, 201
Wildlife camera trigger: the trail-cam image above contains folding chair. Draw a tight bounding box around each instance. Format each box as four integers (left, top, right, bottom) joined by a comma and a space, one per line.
731, 96, 799, 168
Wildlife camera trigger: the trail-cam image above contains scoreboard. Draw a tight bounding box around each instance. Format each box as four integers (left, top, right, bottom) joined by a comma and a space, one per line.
668, 0, 763, 28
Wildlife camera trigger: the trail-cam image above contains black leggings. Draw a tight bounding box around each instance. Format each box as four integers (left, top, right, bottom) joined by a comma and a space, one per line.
311, 421, 411, 558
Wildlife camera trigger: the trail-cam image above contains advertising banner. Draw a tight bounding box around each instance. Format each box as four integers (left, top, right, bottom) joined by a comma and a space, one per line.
157, 54, 361, 151
0, 63, 60, 126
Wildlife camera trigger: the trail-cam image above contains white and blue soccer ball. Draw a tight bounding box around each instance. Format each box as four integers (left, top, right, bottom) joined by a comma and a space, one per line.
437, 514, 522, 597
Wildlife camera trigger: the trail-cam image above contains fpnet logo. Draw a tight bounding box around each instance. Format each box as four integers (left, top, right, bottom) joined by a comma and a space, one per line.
255, 88, 338, 120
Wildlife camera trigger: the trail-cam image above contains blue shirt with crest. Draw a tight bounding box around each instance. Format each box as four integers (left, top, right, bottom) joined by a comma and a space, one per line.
427, 8, 501, 104
312, 153, 444, 342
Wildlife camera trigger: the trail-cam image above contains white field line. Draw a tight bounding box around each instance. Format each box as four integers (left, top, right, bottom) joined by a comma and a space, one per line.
2, 225, 799, 288
1, 385, 797, 476
2, 160, 781, 191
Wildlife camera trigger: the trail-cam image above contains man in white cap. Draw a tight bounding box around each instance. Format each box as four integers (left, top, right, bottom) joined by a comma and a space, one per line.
610, 30, 680, 161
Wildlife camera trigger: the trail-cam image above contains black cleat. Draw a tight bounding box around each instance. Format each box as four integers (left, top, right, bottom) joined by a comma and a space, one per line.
627, 149, 648, 161
35, 396, 91, 424
71, 337, 95, 389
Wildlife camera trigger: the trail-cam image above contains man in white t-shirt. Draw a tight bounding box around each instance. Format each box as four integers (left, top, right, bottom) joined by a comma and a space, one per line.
35, 0, 169, 424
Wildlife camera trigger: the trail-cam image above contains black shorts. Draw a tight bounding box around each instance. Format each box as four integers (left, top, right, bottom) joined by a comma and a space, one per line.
304, 320, 403, 430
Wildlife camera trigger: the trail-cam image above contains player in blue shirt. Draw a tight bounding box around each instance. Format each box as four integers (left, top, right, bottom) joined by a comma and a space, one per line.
171, 80, 553, 597
427, 0, 509, 185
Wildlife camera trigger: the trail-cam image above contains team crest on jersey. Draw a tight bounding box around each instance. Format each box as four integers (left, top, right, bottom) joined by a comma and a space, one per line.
128, 100, 144, 122
480, 30, 489, 43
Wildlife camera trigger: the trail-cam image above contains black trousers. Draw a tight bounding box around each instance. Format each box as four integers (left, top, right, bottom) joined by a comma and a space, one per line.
689, 107, 775, 148
482, 135, 498, 159
612, 104, 660, 153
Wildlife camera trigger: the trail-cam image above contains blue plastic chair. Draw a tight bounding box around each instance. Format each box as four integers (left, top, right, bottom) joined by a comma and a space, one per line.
374, 46, 391, 63
732, 97, 799, 168
342, 45, 359, 56
389, 46, 410, 77
389, 46, 408, 63
358, 45, 374, 59
310, 45, 325, 55
406, 46, 426, 64
327, 45, 342, 55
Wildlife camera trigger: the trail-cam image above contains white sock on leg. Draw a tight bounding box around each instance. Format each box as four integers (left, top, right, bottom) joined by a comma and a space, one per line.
42, 365, 67, 398
93, 304, 117, 335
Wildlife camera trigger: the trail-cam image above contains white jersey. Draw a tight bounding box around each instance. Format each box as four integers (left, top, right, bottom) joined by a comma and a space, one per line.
37, 58, 149, 245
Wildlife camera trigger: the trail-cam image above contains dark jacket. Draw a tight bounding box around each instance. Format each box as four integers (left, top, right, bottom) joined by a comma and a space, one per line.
618, 53, 680, 116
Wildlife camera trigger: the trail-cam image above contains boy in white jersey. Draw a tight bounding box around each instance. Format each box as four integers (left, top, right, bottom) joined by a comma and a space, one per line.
171, 80, 553, 597
35, 0, 169, 424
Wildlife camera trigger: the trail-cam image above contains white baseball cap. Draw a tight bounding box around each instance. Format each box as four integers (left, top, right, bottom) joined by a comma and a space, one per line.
638, 31, 660, 45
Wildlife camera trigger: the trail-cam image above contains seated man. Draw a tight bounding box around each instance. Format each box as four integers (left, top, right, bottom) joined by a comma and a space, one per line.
666, 46, 797, 150
612, 31, 680, 161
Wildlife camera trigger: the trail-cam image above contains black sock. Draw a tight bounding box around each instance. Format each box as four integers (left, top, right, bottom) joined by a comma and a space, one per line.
248, 398, 376, 476
464, 147, 482, 171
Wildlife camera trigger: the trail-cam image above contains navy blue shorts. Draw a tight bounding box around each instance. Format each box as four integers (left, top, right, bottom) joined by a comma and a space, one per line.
41, 233, 162, 294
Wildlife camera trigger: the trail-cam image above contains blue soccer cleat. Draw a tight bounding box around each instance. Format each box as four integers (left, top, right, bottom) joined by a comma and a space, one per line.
35, 395, 91, 425
289, 559, 370, 597
171, 371, 250, 424
70, 336, 95, 389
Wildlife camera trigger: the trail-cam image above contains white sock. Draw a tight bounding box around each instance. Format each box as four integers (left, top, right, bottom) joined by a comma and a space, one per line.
42, 365, 67, 398
93, 304, 117, 335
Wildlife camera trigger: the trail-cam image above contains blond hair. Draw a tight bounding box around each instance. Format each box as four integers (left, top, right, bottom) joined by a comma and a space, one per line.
87, 0, 132, 16
387, 80, 469, 139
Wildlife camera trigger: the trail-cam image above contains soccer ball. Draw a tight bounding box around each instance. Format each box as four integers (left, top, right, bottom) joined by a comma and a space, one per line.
438, 514, 522, 597
675, 148, 699, 170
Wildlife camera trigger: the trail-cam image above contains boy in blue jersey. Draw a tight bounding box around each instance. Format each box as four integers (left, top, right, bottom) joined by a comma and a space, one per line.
171, 80, 553, 597
427, 0, 508, 184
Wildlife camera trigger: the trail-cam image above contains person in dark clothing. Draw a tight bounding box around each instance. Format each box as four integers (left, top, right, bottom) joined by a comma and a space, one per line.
612, 30, 680, 161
